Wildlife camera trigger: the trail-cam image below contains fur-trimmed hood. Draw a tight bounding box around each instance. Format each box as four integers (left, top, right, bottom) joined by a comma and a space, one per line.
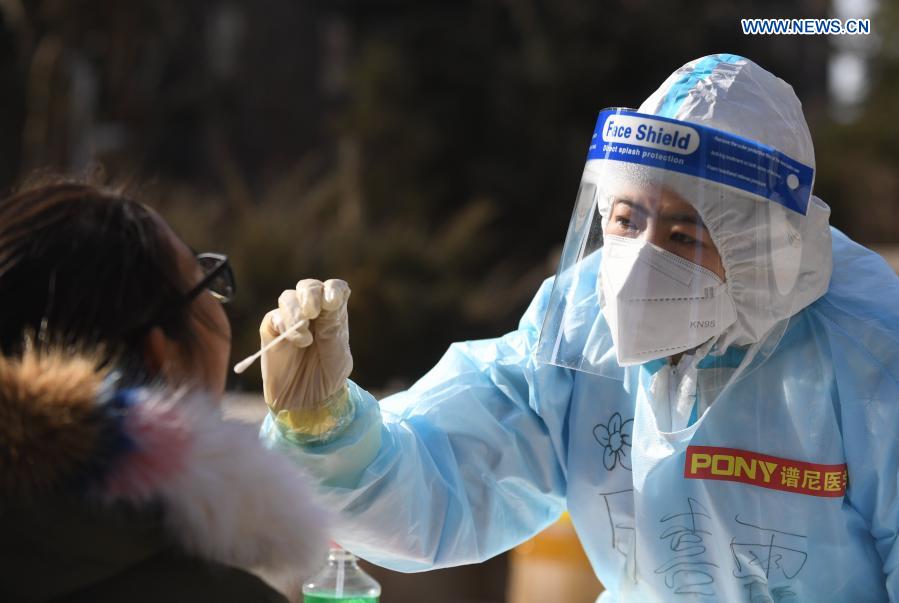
0, 348, 329, 599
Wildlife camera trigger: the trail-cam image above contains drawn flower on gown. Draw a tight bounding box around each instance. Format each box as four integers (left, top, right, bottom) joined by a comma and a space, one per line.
594, 412, 634, 471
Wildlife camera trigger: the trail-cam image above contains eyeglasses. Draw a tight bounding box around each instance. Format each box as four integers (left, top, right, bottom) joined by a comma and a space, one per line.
182, 253, 236, 304
125, 252, 235, 337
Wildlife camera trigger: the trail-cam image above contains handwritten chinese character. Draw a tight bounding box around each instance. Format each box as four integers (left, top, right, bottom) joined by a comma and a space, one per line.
732, 516, 808, 582
802, 470, 821, 491
656, 498, 718, 596
781, 466, 800, 488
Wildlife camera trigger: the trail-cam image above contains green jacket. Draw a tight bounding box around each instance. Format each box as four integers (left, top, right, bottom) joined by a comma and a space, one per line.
0, 350, 328, 602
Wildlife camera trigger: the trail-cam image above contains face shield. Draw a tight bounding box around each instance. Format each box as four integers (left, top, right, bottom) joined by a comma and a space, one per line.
535, 108, 828, 380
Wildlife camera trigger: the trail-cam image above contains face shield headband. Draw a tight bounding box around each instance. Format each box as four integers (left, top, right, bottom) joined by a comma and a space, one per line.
590, 108, 814, 214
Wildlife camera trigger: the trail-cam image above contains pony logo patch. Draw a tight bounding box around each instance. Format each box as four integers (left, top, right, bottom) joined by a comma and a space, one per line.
684, 446, 847, 498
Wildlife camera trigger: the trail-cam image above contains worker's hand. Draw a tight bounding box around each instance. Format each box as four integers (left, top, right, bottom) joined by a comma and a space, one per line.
260, 279, 353, 427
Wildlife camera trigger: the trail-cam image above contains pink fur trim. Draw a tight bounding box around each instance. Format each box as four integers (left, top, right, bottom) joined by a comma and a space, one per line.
102, 394, 191, 502
100, 388, 330, 579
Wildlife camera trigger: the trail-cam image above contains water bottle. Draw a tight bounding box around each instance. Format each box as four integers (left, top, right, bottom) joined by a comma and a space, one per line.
302, 543, 381, 603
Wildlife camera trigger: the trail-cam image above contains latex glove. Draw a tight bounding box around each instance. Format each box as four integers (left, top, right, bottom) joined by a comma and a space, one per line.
260, 279, 353, 440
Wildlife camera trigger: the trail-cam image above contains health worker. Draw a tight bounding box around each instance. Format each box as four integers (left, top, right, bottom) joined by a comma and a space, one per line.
257, 54, 899, 602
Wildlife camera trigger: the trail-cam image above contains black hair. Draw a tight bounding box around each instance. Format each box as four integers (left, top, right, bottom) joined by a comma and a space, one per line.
0, 179, 205, 384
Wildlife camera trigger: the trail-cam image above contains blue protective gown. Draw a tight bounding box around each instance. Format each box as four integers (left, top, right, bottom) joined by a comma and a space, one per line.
263, 228, 899, 602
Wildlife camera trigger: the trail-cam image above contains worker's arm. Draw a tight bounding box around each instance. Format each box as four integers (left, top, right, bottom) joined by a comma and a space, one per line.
823, 235, 899, 599
260, 278, 571, 571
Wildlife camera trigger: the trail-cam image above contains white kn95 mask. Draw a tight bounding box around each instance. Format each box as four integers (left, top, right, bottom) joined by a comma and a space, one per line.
599, 234, 737, 366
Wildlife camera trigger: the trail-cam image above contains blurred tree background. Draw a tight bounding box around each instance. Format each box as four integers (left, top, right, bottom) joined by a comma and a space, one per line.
0, 0, 894, 398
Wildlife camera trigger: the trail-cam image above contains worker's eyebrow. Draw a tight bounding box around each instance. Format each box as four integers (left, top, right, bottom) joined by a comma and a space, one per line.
659, 211, 702, 226
612, 198, 649, 217
613, 197, 708, 229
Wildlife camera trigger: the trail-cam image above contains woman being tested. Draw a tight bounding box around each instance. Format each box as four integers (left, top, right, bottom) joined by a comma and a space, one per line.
0, 182, 327, 602
258, 55, 899, 602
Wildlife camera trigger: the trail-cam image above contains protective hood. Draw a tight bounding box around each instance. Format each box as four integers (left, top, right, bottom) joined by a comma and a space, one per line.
636, 53, 833, 349
536, 54, 833, 376
0, 348, 329, 600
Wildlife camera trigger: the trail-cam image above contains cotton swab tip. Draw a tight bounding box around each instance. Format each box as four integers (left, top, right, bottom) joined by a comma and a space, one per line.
233, 356, 256, 374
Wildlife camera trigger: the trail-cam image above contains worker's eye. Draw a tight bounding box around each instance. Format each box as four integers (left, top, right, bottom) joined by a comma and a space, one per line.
670, 231, 698, 245
615, 216, 639, 232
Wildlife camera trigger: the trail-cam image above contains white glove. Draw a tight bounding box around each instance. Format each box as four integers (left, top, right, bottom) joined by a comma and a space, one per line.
260, 279, 353, 437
